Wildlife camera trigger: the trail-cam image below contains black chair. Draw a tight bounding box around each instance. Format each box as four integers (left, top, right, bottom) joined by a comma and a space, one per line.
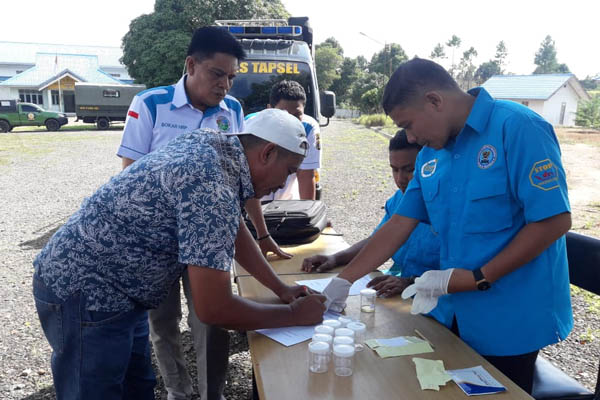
532, 231, 600, 400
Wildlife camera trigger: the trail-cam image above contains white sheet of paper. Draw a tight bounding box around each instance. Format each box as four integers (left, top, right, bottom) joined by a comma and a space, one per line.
255, 311, 341, 347
295, 275, 372, 296
376, 336, 411, 347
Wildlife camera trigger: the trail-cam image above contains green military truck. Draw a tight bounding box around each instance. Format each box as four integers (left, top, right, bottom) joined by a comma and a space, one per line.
75, 83, 146, 129
0, 100, 68, 132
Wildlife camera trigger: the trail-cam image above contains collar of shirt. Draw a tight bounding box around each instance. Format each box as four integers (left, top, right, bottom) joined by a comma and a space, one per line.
170, 74, 230, 115
464, 87, 495, 134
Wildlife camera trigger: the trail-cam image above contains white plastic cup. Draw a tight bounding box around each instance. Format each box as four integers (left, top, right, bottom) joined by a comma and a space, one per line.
312, 333, 333, 363
334, 327, 355, 339
312, 333, 333, 346
346, 321, 367, 351
338, 315, 353, 327
360, 288, 376, 313
309, 341, 330, 373
333, 335, 354, 346
323, 319, 342, 329
314, 324, 335, 336
333, 344, 355, 376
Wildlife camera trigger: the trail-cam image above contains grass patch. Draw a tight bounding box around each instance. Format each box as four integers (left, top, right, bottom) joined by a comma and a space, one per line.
0, 131, 118, 166
555, 127, 600, 147
356, 114, 395, 128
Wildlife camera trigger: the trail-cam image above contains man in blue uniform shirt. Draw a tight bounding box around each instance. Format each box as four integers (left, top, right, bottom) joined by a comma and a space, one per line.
322, 58, 572, 393
301, 130, 440, 292
33, 109, 326, 400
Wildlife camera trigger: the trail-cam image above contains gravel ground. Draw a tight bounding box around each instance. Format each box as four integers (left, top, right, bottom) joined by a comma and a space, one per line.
0, 119, 598, 399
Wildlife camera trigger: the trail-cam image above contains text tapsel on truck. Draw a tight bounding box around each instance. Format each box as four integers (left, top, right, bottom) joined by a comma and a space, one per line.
215, 17, 336, 125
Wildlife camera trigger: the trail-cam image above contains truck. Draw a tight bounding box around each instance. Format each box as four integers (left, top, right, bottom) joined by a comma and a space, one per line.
0, 100, 68, 132
74, 83, 146, 129
216, 17, 336, 199
216, 17, 336, 124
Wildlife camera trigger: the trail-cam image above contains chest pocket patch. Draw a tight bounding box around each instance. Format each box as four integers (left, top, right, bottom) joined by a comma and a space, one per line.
463, 176, 513, 233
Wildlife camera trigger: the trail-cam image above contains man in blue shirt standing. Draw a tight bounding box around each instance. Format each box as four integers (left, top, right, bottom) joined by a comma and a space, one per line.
322, 58, 572, 393
33, 109, 326, 400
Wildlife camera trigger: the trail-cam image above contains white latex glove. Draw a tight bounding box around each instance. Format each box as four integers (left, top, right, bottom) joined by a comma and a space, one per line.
322, 277, 352, 312
401, 269, 454, 315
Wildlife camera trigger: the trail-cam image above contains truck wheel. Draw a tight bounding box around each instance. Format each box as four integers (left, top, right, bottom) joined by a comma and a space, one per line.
0, 120, 10, 133
45, 119, 60, 131
97, 118, 110, 130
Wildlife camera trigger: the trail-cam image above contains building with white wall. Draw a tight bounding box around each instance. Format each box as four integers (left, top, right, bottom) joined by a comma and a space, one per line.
482, 74, 590, 126
0, 41, 134, 113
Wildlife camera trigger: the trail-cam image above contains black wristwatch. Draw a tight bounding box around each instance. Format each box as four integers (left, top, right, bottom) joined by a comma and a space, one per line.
473, 268, 491, 291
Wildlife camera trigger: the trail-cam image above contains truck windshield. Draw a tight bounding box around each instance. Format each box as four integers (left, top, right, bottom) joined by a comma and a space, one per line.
229, 61, 315, 118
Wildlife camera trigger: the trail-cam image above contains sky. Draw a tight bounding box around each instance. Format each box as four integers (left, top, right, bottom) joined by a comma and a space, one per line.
2, 0, 598, 79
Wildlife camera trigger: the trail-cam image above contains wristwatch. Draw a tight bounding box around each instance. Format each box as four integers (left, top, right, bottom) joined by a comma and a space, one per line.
473, 268, 491, 291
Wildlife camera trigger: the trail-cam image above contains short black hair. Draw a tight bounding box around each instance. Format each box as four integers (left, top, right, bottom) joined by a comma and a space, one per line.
382, 58, 459, 115
389, 129, 422, 152
187, 26, 246, 61
269, 80, 307, 106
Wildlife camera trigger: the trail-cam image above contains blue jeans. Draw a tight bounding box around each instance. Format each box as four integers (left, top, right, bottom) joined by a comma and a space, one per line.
33, 274, 156, 400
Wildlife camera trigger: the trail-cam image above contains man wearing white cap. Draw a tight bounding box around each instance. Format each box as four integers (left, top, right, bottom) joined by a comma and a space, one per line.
32, 109, 326, 399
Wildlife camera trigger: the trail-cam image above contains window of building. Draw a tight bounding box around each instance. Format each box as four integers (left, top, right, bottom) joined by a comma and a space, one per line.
103, 89, 120, 98
18, 89, 43, 105
51, 90, 60, 105
110, 73, 121, 78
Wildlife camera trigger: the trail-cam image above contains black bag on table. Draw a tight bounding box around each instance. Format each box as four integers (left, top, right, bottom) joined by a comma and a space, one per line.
245, 200, 328, 245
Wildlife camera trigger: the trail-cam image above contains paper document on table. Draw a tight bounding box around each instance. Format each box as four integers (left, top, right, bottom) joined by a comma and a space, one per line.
447, 366, 506, 396
255, 311, 340, 347
295, 275, 372, 296
412, 358, 452, 391
366, 336, 434, 358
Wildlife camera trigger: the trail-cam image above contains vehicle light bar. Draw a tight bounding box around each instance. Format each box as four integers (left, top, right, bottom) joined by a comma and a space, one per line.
220, 25, 302, 37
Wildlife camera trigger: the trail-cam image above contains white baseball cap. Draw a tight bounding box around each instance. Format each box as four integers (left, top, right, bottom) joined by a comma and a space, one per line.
233, 108, 308, 156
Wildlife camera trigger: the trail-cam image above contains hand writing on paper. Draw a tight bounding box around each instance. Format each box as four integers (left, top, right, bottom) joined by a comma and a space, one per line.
277, 285, 317, 304
290, 294, 327, 325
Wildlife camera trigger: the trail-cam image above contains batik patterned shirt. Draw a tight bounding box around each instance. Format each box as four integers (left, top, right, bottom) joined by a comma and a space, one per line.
34, 129, 255, 312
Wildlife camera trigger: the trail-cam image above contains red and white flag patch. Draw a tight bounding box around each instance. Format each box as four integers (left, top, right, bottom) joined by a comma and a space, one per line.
128, 110, 139, 119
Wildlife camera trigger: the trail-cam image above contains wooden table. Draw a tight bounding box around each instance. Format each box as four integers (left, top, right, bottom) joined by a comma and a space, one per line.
237, 273, 533, 399
233, 227, 349, 277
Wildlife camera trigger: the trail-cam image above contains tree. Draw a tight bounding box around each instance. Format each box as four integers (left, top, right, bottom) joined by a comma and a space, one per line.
494, 40, 508, 71
317, 37, 343, 57
330, 57, 359, 105
369, 43, 408, 77
445, 35, 461, 78
580, 75, 599, 91
349, 71, 386, 109
315, 45, 343, 91
475, 61, 501, 85
533, 35, 570, 74
575, 94, 600, 129
457, 46, 478, 89
430, 43, 446, 61
121, 0, 289, 87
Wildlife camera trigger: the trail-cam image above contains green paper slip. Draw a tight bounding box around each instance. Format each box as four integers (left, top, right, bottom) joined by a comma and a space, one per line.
366, 336, 434, 358
412, 357, 452, 391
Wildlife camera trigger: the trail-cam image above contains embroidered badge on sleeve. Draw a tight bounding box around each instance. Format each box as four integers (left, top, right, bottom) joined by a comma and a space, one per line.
529, 159, 559, 191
